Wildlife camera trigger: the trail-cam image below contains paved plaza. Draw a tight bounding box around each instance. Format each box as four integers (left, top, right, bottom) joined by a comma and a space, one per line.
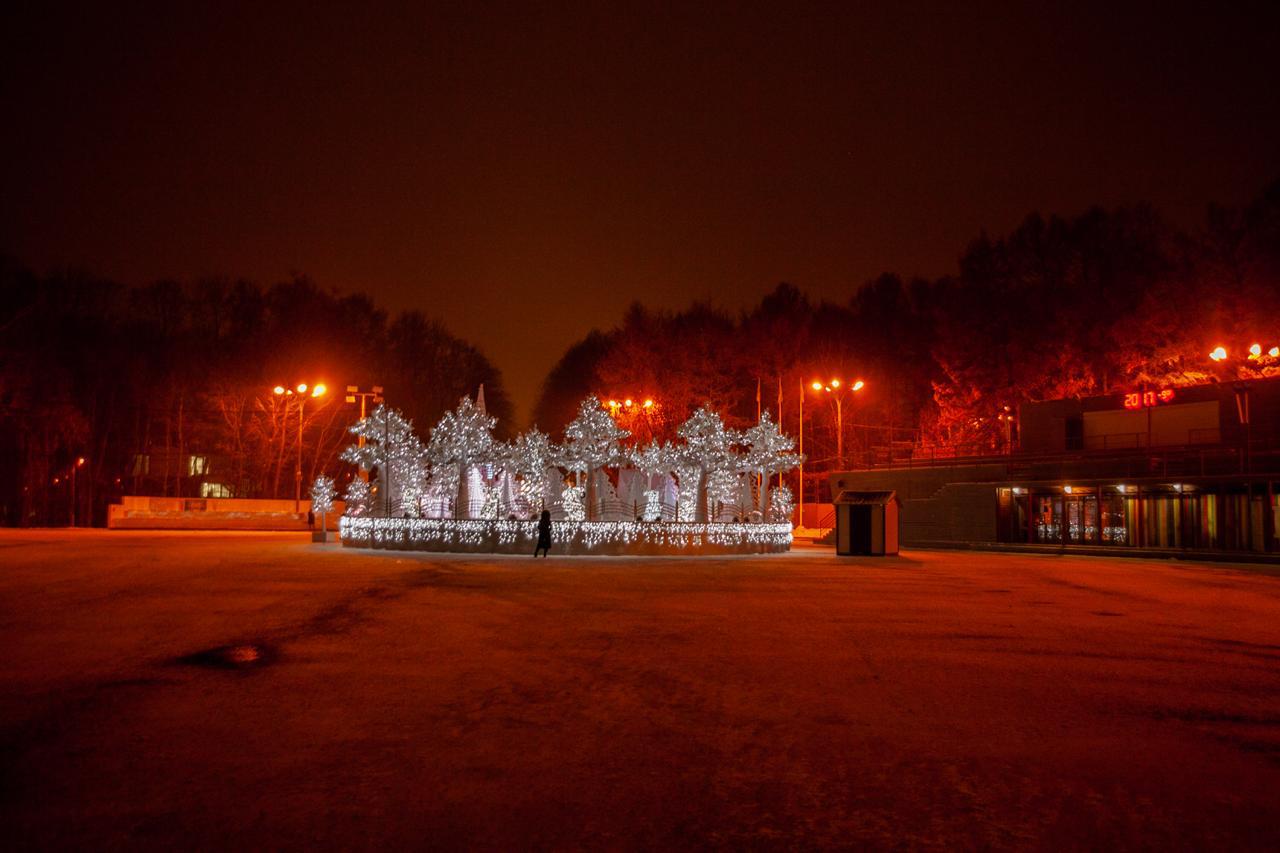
3, 531, 1279, 849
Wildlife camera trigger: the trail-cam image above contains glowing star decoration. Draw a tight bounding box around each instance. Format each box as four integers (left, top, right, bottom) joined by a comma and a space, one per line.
343, 478, 370, 516
740, 411, 803, 517
426, 396, 497, 519
341, 405, 427, 517
560, 396, 629, 520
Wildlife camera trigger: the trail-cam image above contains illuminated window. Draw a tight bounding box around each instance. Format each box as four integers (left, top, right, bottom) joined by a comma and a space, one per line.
201, 482, 232, 498
188, 455, 209, 476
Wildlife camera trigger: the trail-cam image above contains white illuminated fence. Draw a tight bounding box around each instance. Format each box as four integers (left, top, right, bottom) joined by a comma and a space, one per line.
340, 516, 793, 555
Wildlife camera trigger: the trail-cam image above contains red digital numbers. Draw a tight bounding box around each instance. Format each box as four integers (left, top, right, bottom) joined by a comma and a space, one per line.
1123, 389, 1176, 410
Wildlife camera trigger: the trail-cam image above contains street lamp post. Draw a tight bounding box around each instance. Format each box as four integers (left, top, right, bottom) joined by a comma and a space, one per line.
345, 385, 384, 482
69, 456, 84, 527
274, 382, 327, 513
802, 377, 865, 522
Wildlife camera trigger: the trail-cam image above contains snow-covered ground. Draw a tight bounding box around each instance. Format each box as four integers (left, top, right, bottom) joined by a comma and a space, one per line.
3, 530, 1279, 848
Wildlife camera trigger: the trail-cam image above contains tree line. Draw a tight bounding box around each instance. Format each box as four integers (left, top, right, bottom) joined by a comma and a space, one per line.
3, 178, 1276, 525
533, 179, 1280, 469
0, 266, 512, 526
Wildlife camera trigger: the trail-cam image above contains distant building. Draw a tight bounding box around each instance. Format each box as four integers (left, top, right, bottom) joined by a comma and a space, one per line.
829, 376, 1280, 556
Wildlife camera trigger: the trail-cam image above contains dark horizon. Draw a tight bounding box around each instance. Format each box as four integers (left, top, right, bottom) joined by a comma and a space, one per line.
4, 2, 1280, 419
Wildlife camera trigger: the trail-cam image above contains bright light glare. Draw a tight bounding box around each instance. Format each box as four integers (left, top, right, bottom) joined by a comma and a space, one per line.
811, 382, 822, 391
643, 399, 654, 408
296, 383, 308, 393
312, 383, 327, 397
273, 385, 286, 395
1271, 347, 1280, 357
1210, 346, 1227, 361
852, 380, 865, 391
624, 398, 633, 407
830, 379, 840, 388
1249, 343, 1262, 356
1064, 485, 1073, 494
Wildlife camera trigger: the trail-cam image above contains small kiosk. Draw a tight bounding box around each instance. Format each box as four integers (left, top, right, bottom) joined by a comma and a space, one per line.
834, 490, 900, 556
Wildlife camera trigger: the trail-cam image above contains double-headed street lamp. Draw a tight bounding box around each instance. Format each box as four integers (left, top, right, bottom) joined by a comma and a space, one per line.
797, 377, 864, 524
273, 382, 327, 512
808, 378, 864, 469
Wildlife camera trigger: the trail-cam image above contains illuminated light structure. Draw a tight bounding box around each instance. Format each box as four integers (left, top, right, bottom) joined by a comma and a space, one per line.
339, 517, 793, 556
337, 397, 803, 555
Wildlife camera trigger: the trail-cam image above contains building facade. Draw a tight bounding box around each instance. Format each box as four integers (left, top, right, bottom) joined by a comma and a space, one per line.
829, 377, 1280, 557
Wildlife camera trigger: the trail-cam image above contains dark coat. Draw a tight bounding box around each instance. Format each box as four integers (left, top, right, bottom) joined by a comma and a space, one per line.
536, 516, 553, 549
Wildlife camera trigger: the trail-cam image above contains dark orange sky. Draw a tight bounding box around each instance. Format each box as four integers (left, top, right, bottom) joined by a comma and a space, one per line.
4, 2, 1279, 419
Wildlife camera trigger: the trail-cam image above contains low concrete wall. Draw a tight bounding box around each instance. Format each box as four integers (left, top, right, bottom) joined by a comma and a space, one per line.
108, 496, 345, 531
340, 517, 792, 556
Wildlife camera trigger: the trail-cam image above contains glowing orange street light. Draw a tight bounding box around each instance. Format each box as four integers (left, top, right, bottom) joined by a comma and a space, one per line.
271, 381, 329, 512
1210, 346, 1228, 361
852, 380, 865, 391
643, 399, 654, 408
1249, 343, 1262, 358
1271, 346, 1280, 358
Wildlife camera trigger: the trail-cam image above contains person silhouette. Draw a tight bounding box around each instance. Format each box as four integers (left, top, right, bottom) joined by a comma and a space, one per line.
534, 509, 552, 558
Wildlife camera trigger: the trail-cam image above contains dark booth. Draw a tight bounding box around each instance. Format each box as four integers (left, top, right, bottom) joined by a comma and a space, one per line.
834, 490, 900, 556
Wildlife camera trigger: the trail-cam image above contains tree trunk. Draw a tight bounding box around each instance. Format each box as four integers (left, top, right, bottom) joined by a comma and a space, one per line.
695, 467, 708, 523
456, 462, 469, 519
586, 469, 598, 521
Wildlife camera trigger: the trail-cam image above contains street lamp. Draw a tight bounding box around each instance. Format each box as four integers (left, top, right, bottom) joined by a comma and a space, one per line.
808, 377, 865, 470
344, 385, 384, 484
273, 381, 328, 512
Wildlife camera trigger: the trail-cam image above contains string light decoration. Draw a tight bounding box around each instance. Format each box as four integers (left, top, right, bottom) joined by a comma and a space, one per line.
642, 489, 662, 522
337, 394, 804, 554
340, 516, 793, 555
560, 396, 630, 520
310, 476, 337, 515
675, 406, 738, 523
426, 396, 497, 519
341, 404, 427, 517
508, 428, 559, 517
343, 478, 370, 516
768, 485, 795, 524
741, 411, 803, 517
561, 484, 586, 522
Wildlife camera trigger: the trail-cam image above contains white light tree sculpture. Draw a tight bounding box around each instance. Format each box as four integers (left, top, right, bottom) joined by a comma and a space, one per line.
741, 411, 804, 518
426, 396, 497, 519
630, 441, 675, 522
675, 406, 738, 523
508, 428, 560, 517
560, 396, 629, 521
343, 478, 370, 516
341, 405, 426, 517
310, 475, 337, 540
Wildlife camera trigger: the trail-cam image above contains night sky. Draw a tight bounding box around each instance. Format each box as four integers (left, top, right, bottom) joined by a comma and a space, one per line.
4, 2, 1278, 419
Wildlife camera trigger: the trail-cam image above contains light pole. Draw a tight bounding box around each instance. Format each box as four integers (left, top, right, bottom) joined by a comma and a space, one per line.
69, 456, 84, 527
809, 378, 864, 471
274, 382, 327, 513
345, 385, 384, 482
